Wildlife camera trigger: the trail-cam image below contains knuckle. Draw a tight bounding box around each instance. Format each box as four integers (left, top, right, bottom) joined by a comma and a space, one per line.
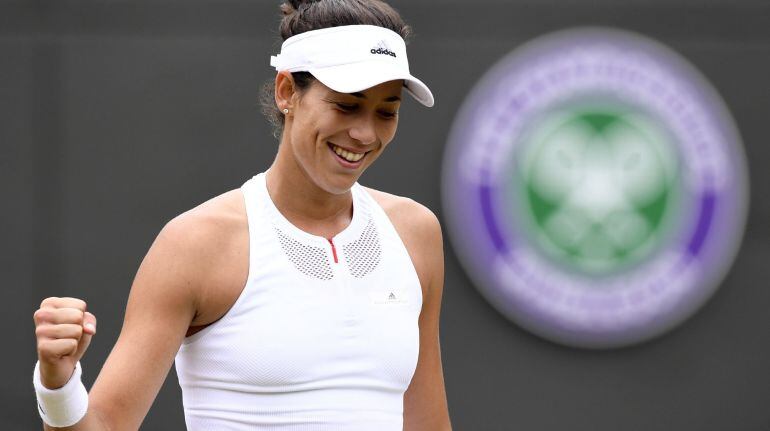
33, 309, 51, 325
34, 324, 48, 339
60, 308, 84, 323
33, 309, 43, 324
73, 298, 87, 311
62, 297, 87, 311
40, 297, 59, 308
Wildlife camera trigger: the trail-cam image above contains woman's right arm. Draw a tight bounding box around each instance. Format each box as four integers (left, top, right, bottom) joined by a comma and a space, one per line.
33, 215, 211, 431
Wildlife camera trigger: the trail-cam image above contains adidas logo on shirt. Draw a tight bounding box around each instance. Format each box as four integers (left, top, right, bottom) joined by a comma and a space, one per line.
370, 290, 408, 305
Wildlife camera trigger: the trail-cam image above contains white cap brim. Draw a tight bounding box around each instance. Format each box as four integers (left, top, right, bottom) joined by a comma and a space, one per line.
271, 25, 434, 107
310, 61, 434, 107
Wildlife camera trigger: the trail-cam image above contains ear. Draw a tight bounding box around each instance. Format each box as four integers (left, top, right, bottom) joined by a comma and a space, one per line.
274, 71, 296, 113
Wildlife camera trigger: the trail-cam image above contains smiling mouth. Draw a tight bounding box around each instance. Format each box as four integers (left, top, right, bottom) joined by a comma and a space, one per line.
328, 142, 367, 163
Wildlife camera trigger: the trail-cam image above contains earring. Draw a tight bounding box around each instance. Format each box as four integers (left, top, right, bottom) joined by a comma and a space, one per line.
282, 108, 289, 114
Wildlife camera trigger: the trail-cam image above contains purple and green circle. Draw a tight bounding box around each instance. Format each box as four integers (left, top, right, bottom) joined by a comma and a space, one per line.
442, 27, 749, 348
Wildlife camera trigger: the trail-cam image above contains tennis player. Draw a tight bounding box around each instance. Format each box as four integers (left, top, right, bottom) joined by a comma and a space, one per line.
32, 0, 451, 429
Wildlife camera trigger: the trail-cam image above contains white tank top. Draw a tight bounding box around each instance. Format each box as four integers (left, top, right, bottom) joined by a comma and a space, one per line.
174, 172, 423, 430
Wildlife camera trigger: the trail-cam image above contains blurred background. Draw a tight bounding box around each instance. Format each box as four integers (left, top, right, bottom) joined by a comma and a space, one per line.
2, 0, 769, 429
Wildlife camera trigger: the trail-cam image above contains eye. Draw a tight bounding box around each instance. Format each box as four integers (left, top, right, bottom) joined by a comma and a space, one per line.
379, 110, 398, 119
335, 103, 357, 112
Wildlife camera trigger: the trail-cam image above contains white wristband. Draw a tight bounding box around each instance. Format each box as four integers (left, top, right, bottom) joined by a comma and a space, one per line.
33, 361, 89, 428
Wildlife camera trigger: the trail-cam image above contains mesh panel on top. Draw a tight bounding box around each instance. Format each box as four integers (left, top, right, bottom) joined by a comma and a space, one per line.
275, 228, 334, 280
342, 221, 382, 278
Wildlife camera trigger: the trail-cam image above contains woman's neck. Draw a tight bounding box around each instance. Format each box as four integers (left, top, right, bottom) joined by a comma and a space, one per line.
265, 148, 354, 239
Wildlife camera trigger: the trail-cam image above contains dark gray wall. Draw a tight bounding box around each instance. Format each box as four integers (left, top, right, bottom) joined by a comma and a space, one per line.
3, 1, 769, 429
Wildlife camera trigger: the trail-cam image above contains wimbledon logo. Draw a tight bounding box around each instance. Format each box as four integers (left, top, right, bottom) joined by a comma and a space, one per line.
442, 28, 749, 348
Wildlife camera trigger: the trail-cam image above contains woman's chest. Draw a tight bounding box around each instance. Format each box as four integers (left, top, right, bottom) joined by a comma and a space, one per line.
183, 266, 422, 389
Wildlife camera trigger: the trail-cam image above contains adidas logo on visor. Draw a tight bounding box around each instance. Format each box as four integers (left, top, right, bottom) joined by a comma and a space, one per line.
370, 41, 396, 58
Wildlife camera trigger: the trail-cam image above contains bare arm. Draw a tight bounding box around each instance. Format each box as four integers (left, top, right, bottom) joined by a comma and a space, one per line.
34, 214, 218, 430
380, 197, 452, 430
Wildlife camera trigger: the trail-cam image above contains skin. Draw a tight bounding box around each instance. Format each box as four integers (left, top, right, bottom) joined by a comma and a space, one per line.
33, 71, 451, 430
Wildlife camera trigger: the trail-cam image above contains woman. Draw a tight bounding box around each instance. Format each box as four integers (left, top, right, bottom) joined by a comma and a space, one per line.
32, 0, 451, 429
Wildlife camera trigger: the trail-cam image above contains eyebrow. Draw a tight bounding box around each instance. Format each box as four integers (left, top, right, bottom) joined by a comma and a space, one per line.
349, 92, 401, 102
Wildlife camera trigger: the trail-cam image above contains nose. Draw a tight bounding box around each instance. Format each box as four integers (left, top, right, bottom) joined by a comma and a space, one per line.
348, 116, 377, 146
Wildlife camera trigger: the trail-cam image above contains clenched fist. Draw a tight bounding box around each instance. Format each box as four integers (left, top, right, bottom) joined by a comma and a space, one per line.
34, 297, 97, 389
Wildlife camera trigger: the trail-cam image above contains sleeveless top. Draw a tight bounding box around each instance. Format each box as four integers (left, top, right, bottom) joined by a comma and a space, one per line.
174, 172, 423, 430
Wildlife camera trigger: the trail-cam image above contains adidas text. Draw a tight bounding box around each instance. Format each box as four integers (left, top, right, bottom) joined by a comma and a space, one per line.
370, 48, 396, 58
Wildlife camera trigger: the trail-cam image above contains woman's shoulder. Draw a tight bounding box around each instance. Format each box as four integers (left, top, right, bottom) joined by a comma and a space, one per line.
165, 188, 247, 244
361, 186, 442, 246
153, 188, 250, 325
155, 189, 249, 279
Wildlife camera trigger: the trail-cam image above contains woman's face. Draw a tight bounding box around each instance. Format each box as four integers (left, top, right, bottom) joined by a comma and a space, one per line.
284, 78, 403, 195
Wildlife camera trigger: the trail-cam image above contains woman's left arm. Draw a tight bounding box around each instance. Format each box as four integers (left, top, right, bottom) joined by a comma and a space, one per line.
398, 201, 452, 430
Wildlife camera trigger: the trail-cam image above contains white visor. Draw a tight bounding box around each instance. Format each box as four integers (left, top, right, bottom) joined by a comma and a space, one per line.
271, 25, 434, 107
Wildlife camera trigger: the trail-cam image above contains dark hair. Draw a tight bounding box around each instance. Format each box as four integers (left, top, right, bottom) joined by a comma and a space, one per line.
260, 0, 412, 139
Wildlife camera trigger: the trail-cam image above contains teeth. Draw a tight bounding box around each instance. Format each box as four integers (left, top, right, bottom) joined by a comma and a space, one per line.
331, 144, 365, 163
